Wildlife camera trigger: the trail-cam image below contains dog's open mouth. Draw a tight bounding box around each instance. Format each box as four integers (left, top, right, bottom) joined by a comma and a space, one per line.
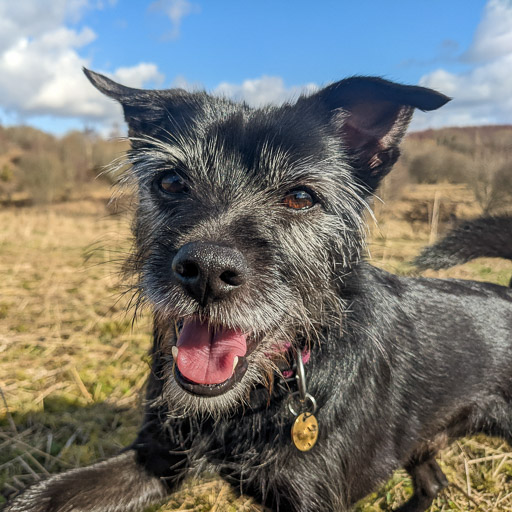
172, 317, 250, 397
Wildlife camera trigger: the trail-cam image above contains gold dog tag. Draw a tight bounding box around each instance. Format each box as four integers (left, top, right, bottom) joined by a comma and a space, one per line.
291, 412, 318, 451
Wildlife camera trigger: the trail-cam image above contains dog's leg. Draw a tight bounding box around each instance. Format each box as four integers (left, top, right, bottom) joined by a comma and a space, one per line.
3, 448, 181, 512
394, 458, 449, 512
5, 345, 193, 512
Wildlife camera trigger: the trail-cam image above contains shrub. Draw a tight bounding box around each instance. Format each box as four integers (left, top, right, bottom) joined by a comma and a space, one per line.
408, 149, 470, 184
17, 151, 69, 204
377, 159, 409, 202
471, 161, 512, 214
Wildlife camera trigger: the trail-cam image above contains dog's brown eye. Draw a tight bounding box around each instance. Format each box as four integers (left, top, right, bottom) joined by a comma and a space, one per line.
283, 190, 315, 210
159, 173, 188, 194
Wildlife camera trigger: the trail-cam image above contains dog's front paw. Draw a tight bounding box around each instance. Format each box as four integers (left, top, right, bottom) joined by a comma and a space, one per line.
4, 474, 98, 512
3, 451, 170, 512
3, 480, 60, 512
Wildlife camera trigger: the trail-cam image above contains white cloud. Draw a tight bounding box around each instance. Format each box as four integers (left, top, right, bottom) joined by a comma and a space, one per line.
112, 64, 165, 89
214, 76, 318, 107
0, 1, 89, 48
149, 0, 200, 40
0, 1, 164, 130
170, 74, 318, 107
412, 0, 512, 130
464, 0, 512, 62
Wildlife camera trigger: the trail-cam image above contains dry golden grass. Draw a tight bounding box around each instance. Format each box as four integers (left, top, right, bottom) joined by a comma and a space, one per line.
1, 183, 511, 511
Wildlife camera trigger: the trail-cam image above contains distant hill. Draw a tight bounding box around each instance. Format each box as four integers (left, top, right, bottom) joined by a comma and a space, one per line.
408, 125, 512, 148
394, 125, 512, 214
0, 125, 127, 204
0, 123, 510, 206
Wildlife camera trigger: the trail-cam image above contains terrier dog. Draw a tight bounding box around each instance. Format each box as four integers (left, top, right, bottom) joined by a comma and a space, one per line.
6, 70, 512, 512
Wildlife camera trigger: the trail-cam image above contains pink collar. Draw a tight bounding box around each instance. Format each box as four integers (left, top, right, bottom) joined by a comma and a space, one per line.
282, 346, 310, 378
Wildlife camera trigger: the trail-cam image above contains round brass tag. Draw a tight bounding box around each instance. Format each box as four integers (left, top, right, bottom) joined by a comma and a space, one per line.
291, 412, 318, 451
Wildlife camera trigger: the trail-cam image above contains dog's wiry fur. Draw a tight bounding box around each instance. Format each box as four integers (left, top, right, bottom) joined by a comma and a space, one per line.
6, 71, 512, 512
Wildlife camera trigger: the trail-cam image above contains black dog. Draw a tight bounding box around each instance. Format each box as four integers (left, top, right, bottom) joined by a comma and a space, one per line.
6, 70, 512, 512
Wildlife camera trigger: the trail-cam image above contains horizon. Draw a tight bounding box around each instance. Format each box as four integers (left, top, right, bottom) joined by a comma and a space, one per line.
4, 117, 512, 140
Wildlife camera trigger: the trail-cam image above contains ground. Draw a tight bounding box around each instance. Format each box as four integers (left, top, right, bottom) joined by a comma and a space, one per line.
1, 183, 511, 511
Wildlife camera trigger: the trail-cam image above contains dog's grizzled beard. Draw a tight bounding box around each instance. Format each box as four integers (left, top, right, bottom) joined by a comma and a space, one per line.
142, 248, 349, 420
148, 290, 348, 421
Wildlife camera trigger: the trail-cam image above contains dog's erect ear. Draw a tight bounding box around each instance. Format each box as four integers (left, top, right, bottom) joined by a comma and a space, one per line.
83, 68, 193, 137
304, 77, 450, 190
83, 68, 144, 102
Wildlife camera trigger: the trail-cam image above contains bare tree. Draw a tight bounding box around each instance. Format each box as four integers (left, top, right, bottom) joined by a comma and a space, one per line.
469, 132, 512, 214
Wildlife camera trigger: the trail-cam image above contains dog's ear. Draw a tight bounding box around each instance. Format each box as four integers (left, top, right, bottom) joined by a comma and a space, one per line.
305, 77, 450, 191
83, 68, 193, 137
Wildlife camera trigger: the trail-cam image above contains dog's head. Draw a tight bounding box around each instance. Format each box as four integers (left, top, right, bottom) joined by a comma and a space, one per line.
85, 69, 448, 415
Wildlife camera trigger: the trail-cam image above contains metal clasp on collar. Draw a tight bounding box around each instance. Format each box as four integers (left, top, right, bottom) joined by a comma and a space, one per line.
286, 348, 317, 416
287, 348, 319, 451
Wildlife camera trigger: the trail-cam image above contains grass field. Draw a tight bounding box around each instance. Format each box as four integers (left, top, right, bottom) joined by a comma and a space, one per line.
1, 183, 511, 511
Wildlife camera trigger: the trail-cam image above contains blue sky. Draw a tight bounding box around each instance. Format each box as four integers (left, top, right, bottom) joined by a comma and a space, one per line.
1, 0, 511, 135
85, 1, 483, 86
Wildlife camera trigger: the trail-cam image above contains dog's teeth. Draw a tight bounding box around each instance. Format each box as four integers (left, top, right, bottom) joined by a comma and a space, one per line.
172, 346, 178, 361
232, 356, 238, 373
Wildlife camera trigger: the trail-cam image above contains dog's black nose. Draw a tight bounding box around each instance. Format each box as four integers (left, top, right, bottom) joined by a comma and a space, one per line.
172, 242, 248, 303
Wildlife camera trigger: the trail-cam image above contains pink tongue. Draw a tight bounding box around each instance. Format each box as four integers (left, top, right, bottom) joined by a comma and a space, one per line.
176, 318, 247, 385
